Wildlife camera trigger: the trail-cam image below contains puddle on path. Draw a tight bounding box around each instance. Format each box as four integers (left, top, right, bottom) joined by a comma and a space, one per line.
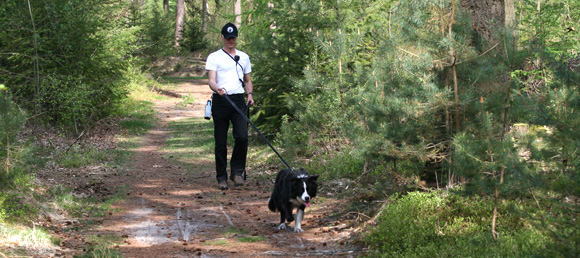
124, 199, 218, 246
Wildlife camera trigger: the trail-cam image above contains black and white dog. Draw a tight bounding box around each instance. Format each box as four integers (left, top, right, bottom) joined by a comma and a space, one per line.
268, 169, 319, 232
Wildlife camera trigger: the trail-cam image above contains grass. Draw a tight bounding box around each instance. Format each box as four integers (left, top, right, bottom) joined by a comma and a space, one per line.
176, 93, 196, 108
75, 235, 124, 258
238, 236, 266, 243
161, 76, 208, 83
223, 227, 250, 237
222, 227, 267, 243
161, 117, 215, 172
117, 93, 157, 135
0, 223, 58, 256
57, 146, 115, 168
202, 239, 229, 246
47, 184, 127, 219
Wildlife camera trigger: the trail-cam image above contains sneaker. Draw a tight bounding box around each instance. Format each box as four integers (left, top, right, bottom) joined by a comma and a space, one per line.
218, 181, 228, 190
233, 175, 244, 187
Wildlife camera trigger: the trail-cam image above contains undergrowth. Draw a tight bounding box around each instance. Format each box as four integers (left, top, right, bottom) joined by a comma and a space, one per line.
363, 192, 549, 258
0, 224, 57, 257
75, 235, 124, 258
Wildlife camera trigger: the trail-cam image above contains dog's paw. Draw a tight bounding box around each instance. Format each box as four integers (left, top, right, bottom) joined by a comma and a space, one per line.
293, 227, 304, 233
277, 223, 286, 230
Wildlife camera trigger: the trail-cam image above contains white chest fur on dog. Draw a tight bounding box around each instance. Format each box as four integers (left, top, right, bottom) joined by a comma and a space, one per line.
268, 169, 319, 233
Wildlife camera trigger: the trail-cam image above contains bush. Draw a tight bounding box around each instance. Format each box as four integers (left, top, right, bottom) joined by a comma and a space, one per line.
0, 192, 37, 222
0, 90, 38, 222
364, 192, 548, 258
302, 151, 365, 180
1, 0, 136, 132
180, 8, 208, 53
0, 90, 27, 190
38, 75, 96, 131
141, 0, 175, 56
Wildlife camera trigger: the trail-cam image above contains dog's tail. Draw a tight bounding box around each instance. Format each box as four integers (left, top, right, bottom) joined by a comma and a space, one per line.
268, 196, 277, 212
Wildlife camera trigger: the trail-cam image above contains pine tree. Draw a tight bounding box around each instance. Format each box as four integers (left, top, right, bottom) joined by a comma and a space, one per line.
346, 0, 476, 177
243, 0, 335, 133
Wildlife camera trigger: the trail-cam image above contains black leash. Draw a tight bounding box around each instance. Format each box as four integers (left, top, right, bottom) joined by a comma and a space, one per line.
221, 94, 293, 170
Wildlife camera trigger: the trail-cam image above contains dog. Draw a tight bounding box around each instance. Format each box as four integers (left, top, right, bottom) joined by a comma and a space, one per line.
268, 168, 319, 232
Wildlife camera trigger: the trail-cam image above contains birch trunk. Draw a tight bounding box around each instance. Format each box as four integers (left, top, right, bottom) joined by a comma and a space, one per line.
234, 0, 242, 28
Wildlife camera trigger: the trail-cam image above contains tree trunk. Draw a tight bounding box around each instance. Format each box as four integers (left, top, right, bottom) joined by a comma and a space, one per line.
464, 0, 517, 43
175, 0, 185, 47
27, 0, 40, 114
164, 0, 169, 14
505, 0, 516, 29
463, 0, 504, 45
202, 0, 208, 32
234, 0, 242, 28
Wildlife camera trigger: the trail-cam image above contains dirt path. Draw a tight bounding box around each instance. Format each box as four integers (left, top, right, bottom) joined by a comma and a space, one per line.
96, 79, 362, 257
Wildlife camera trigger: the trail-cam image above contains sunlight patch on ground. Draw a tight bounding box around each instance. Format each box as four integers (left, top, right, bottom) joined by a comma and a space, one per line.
0, 224, 57, 257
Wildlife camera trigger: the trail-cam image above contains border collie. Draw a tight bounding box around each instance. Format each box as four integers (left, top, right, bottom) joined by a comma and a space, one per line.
268, 169, 319, 232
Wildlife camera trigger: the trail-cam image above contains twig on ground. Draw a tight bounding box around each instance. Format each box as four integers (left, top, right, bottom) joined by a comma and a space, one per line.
346, 211, 371, 221
65, 130, 85, 154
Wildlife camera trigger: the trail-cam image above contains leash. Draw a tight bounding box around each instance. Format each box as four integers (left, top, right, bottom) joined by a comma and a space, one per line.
221, 93, 293, 170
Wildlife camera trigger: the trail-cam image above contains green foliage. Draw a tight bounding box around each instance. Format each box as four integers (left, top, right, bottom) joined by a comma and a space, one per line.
140, 0, 176, 56
518, 65, 580, 258
364, 192, 547, 257
0, 91, 37, 223
38, 75, 95, 130
0, 92, 26, 178
0, 192, 38, 222
300, 151, 364, 180
180, 7, 209, 53
519, 0, 580, 59
278, 0, 460, 176
57, 146, 111, 169
0, 197, 5, 222
532, 194, 580, 258
451, 114, 530, 196
243, 0, 333, 133
0, 92, 36, 222
0, 0, 138, 131
510, 1, 580, 254
178, 93, 197, 108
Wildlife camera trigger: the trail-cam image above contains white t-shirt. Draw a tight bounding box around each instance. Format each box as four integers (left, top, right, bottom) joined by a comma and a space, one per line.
206, 49, 252, 95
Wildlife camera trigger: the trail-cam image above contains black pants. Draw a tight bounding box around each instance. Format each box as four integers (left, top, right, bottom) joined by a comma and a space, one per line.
212, 94, 248, 182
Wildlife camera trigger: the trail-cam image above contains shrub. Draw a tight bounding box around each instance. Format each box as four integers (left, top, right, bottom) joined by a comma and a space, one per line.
1, 0, 136, 132
364, 192, 548, 258
0, 90, 27, 190
141, 0, 175, 56
180, 8, 208, 53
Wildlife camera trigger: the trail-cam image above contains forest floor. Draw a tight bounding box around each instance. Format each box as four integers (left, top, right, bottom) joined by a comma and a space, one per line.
33, 75, 366, 257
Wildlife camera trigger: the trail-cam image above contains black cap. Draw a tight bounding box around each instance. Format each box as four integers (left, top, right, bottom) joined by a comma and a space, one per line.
221, 23, 238, 38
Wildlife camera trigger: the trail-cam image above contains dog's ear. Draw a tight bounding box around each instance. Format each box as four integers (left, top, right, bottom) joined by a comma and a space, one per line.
308, 175, 319, 181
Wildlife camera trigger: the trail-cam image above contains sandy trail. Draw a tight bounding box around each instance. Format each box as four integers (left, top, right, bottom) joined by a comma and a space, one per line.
97, 78, 360, 257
